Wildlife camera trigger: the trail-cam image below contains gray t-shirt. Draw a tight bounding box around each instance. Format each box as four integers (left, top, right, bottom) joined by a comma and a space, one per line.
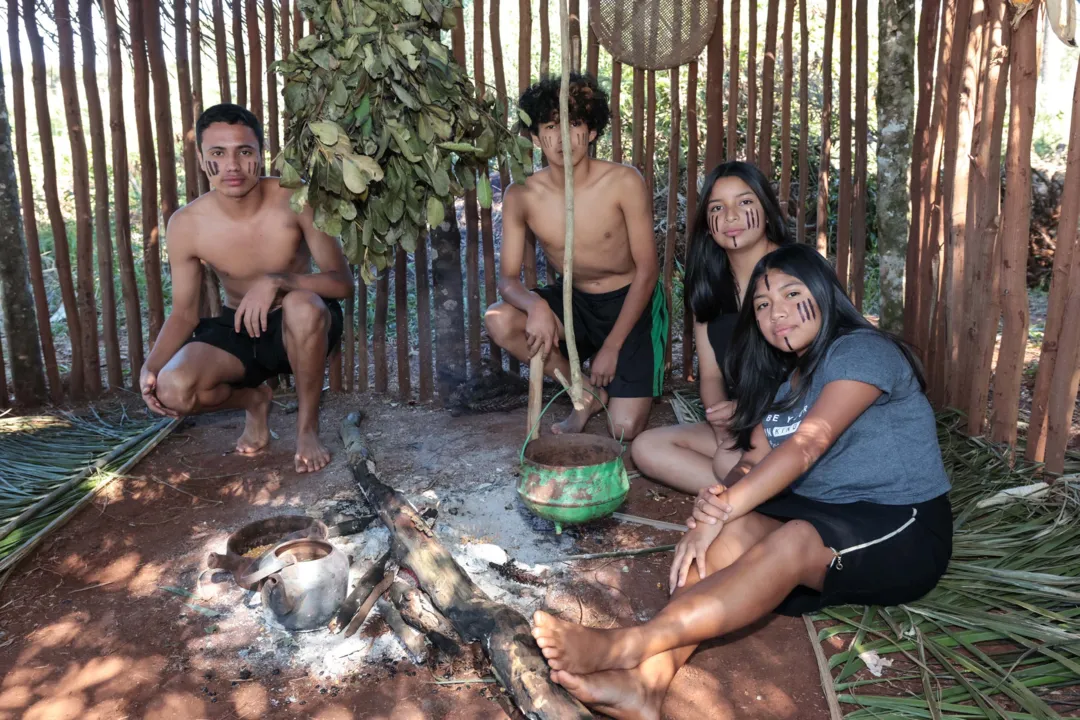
761, 329, 950, 504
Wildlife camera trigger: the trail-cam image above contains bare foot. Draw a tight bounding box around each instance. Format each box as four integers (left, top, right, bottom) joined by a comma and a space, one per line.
295, 430, 331, 473
551, 387, 608, 435
235, 385, 272, 455
532, 610, 642, 674
551, 668, 663, 720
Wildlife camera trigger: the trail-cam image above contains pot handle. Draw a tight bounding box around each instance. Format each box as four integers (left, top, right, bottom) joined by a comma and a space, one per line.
237, 551, 297, 588
519, 386, 622, 463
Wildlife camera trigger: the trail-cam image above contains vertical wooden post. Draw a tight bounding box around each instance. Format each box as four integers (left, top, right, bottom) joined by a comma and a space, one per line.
294, 1, 302, 46
728, 0, 741, 160
586, 22, 598, 78
7, 0, 60, 400
851, 0, 868, 309
213, 0, 231, 103
192, 0, 210, 196
415, 235, 434, 402
611, 62, 623, 163
29, 0, 85, 398
471, 0, 489, 371
569, 0, 582, 71
836, 0, 853, 291
266, 0, 279, 166
0, 330, 7, 405
395, 247, 411, 399
705, 0, 725, 169
489, 0, 507, 368
540, 0, 551, 76
79, 0, 122, 390
760, 0, 780, 178
989, 1, 1039, 447
56, 0, 101, 396
964, 0, 1009, 436
329, 344, 343, 391
664, 67, 680, 370
176, 0, 199, 203
815, 0, 835, 256
519, 0, 536, 327
345, 269, 355, 391
683, 61, 699, 380
632, 69, 645, 174
357, 273, 369, 391
748, 0, 758, 165
281, 0, 291, 57
374, 272, 389, 392
645, 71, 657, 201
779, 0, 794, 216
247, 0, 263, 165
103, 0, 144, 387
233, 0, 247, 105
796, 0, 809, 243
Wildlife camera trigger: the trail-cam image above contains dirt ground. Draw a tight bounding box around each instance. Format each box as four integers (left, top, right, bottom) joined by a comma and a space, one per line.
0, 388, 832, 720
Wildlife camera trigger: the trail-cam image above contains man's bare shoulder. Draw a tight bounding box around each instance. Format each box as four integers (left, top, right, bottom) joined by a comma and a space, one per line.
592, 160, 646, 187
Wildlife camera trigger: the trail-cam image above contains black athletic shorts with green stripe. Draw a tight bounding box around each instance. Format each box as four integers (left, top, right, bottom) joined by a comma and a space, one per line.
534, 281, 668, 398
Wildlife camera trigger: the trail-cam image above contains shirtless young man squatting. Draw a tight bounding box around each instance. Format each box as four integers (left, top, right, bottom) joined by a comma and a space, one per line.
485, 74, 665, 440
140, 104, 352, 473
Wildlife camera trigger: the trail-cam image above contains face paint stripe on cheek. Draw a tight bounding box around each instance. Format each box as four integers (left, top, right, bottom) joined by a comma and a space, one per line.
798, 302, 806, 322
207, 160, 219, 176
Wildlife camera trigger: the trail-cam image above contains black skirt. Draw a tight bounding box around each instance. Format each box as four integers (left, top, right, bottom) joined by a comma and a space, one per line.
755, 492, 953, 616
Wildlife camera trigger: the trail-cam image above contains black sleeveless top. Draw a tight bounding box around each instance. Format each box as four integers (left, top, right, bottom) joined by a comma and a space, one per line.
706, 313, 739, 398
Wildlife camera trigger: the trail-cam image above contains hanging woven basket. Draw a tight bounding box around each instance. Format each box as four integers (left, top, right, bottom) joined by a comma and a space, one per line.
588, 0, 719, 70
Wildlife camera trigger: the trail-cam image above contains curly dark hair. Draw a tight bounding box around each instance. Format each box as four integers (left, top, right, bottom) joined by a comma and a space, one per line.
518, 72, 610, 138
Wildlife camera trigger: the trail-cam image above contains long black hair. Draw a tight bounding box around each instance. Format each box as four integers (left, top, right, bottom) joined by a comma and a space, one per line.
684, 162, 791, 323
725, 244, 926, 450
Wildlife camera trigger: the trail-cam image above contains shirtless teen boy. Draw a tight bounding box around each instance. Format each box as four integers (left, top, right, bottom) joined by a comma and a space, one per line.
484, 74, 664, 440
140, 104, 353, 473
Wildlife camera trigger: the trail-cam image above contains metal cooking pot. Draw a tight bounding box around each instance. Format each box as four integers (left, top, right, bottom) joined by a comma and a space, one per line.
238, 538, 349, 631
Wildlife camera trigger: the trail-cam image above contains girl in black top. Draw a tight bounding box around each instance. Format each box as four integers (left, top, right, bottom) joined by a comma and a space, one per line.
631, 162, 793, 493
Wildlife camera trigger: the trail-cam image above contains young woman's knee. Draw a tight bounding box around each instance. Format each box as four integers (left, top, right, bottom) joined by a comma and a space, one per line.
630, 428, 666, 472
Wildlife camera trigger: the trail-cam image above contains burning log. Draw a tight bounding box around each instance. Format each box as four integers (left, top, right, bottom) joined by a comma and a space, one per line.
329, 549, 390, 634
388, 579, 462, 657
339, 412, 591, 720
376, 597, 429, 662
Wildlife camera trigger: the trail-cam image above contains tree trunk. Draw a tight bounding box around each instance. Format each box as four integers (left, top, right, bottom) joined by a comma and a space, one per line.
747, 0, 757, 165
233, 0, 247, 105
280, 0, 291, 57
540, 0, 550, 76
25, 0, 84, 398
431, 215, 467, 403
875, 0, 916, 332
705, 1, 724, 168
489, 0, 506, 369
357, 272, 369, 391
266, 0, 279, 167
247, 0, 263, 151
836, 0, 853, 291
7, 0, 60, 401
518, 0, 536, 305
586, 22, 599, 78
294, 1, 302, 46
633, 69, 644, 173
664, 67, 680, 371
989, 2, 1039, 447
645, 71, 657, 200
779, 0, 794, 215
815, 0, 835, 256
213, 0, 231, 103
176, 0, 199, 203
394, 247, 411, 399
55, 0, 101, 396
79, 0, 122, 390
797, 0, 809, 243
0, 51, 46, 406
684, 60, 699, 381
728, 0, 740, 161
374, 272, 389, 393
415, 235, 434, 402
192, 0, 210, 196
145, 0, 176, 343
851, 0, 868, 309
611, 62, 623, 163
104, 0, 144, 387
760, 0, 781, 179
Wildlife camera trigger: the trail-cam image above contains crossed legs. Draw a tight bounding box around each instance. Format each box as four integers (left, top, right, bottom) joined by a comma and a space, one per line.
630, 422, 743, 494
532, 513, 835, 719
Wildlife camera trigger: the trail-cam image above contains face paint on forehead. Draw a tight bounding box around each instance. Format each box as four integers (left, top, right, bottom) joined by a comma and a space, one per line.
763, 274, 771, 291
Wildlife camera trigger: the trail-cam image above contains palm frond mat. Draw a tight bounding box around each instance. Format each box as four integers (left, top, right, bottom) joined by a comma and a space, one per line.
670, 391, 1080, 718
0, 410, 178, 584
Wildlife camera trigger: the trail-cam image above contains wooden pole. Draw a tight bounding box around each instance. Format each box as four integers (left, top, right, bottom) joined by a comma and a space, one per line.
850, 0, 868, 309
345, 270, 355, 391
104, 0, 144, 388
760, 0, 781, 178
374, 271, 389, 393
632, 69, 645, 174
56, 0, 102, 396
176, 0, 199, 203
664, 67, 680, 371
728, 0, 741, 160
233, 0, 247, 105
213, 0, 231, 103
540, 0, 550, 76
748, 0, 758, 165
146, 0, 178, 343
797, 0, 808, 243
357, 273, 369, 391
280, 0, 291, 57
964, 0, 1009, 436
192, 0, 210, 196
815, 0, 835, 256
586, 22, 598, 78
294, 1, 301, 46
266, 0, 280, 166
558, 0, 584, 409
6, 0, 60, 401
1042, 60, 1080, 473
489, 0, 506, 367
519, 0, 536, 340
462, 3, 481, 374
836, 0, 853, 291
989, 1, 1039, 447
683, 61, 699, 381
415, 235, 434, 401
247, 0, 263, 160
611, 62, 623, 163
779, 0, 794, 217
705, 0, 725, 169
645, 71, 657, 201
27, 0, 84, 398
79, 0, 122, 390
431, 214, 467, 402
570, 0, 582, 71
395, 247, 411, 400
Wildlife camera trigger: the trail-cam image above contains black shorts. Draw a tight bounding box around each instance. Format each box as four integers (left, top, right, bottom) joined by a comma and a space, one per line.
534, 282, 668, 398
755, 492, 952, 616
187, 299, 344, 388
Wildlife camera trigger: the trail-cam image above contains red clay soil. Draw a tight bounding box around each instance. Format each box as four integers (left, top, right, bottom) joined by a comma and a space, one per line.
0, 393, 828, 719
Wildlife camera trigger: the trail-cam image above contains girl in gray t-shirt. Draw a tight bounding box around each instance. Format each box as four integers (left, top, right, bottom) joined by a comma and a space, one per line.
528, 245, 952, 718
